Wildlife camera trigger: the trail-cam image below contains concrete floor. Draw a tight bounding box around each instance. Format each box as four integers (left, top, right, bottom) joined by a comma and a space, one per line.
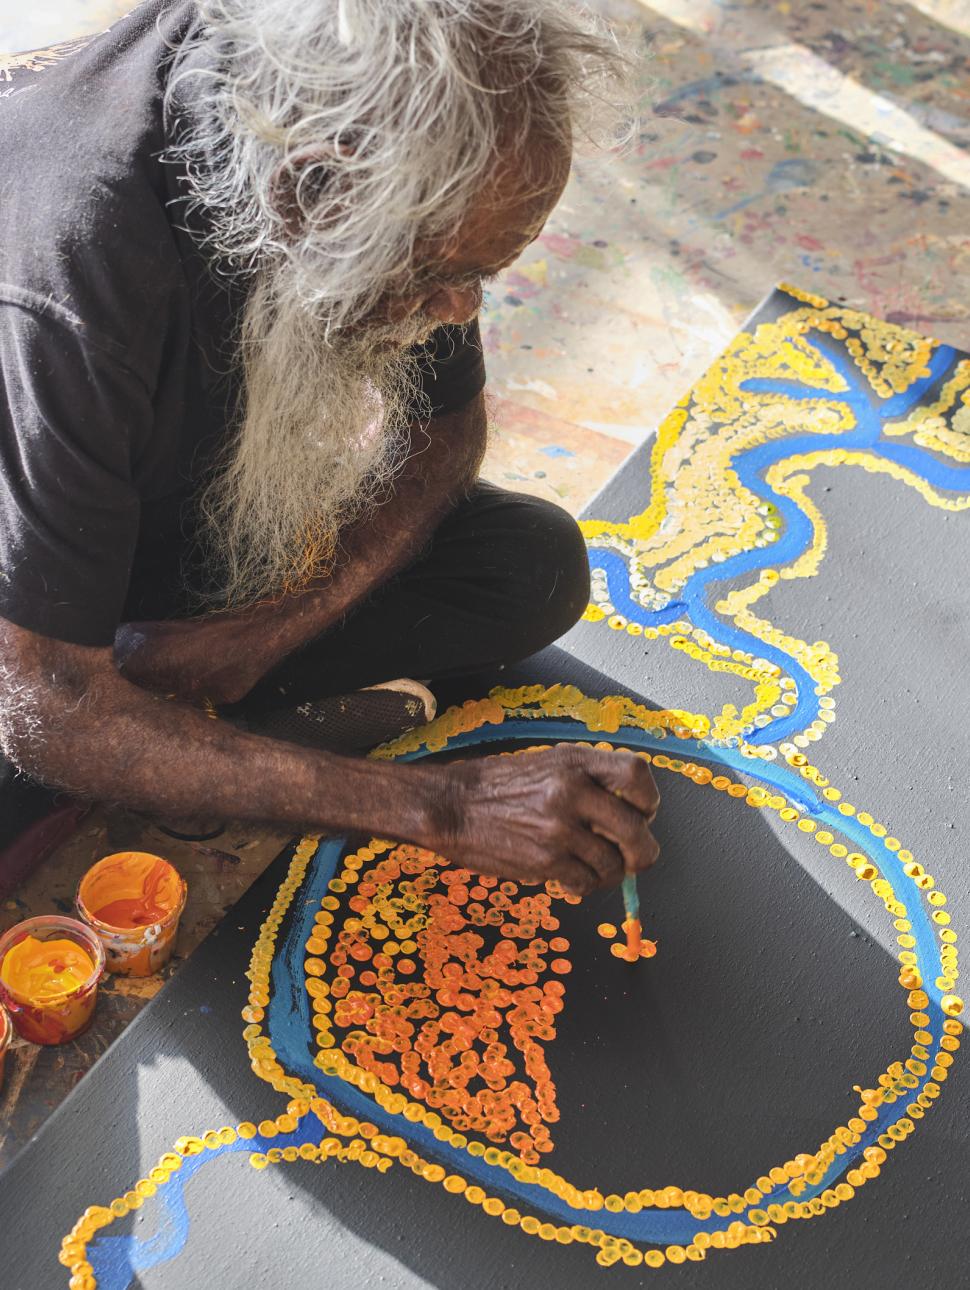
1, 0, 968, 1157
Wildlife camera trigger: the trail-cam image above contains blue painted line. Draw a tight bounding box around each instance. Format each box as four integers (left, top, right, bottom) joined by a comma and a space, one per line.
89, 1118, 324, 1287
589, 547, 688, 625
873, 441, 970, 490
587, 340, 966, 744
261, 722, 948, 1242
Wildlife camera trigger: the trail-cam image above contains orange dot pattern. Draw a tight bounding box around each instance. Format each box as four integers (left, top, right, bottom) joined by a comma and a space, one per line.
316, 843, 568, 1163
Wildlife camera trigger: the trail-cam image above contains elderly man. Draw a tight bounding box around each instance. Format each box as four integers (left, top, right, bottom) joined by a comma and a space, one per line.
0, 0, 659, 894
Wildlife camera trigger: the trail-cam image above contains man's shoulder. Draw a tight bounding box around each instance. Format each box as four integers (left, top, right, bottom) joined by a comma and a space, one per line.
0, 0, 195, 179
0, 1, 200, 376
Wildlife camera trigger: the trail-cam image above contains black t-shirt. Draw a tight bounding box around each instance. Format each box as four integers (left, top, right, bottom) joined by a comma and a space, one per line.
0, 0, 485, 647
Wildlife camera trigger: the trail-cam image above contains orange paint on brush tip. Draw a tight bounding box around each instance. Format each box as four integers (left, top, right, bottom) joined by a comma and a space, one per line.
77, 852, 187, 977
0, 916, 104, 1045
624, 916, 642, 957
601, 918, 657, 962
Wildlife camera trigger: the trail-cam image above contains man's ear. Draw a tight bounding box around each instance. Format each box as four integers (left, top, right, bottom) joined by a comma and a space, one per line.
268, 142, 352, 240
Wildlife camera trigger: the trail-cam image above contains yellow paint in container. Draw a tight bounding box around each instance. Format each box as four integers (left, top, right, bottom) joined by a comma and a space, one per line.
77, 851, 187, 977
0, 916, 105, 1045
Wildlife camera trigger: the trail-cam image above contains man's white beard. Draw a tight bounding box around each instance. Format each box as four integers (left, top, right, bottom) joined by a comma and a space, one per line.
198, 265, 437, 610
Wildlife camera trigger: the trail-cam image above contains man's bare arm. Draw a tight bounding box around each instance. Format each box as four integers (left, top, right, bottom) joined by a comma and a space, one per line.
114, 393, 488, 704
0, 615, 660, 895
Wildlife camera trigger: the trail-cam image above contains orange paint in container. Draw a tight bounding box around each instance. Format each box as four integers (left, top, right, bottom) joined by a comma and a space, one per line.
77, 851, 187, 977
0, 916, 105, 1045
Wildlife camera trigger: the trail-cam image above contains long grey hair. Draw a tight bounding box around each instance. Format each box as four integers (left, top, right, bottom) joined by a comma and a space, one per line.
164, 1, 634, 610
167, 0, 632, 329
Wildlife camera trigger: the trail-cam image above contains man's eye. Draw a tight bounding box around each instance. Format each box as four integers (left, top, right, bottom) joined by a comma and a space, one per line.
409, 269, 498, 294
446, 273, 486, 291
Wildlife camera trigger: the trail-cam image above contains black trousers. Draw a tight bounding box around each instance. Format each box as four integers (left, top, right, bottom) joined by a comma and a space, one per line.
2, 484, 590, 848
236, 481, 590, 716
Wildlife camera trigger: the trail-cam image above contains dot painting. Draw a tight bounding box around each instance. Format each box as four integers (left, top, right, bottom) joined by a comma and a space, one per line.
58, 287, 967, 1286
60, 688, 962, 1284
580, 282, 970, 753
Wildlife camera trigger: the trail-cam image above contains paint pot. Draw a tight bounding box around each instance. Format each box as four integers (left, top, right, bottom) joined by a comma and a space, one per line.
0, 916, 105, 1045
0, 1001, 11, 1090
76, 851, 187, 977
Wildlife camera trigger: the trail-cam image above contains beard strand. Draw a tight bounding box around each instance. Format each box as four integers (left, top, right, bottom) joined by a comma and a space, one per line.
196, 266, 436, 611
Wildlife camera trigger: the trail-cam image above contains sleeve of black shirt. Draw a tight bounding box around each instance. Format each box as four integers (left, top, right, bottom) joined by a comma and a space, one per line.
0, 296, 146, 647
409, 319, 487, 418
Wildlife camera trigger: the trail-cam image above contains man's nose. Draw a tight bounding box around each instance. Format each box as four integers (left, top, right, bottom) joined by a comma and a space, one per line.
426, 281, 483, 325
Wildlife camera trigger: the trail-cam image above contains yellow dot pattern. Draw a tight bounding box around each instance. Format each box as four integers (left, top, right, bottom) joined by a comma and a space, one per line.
581, 289, 970, 747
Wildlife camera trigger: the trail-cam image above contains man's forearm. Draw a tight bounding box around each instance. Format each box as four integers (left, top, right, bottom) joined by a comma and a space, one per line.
115, 394, 488, 702
14, 661, 442, 840
1, 617, 661, 896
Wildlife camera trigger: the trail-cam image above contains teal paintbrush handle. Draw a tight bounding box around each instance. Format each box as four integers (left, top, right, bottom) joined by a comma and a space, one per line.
621, 873, 639, 922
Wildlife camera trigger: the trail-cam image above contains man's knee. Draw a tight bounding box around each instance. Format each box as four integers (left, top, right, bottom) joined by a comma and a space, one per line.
494, 491, 590, 653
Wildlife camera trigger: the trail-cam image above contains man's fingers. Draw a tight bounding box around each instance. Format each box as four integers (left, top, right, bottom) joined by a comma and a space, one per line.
553, 854, 601, 898
570, 829, 625, 889
584, 786, 660, 875
583, 749, 660, 819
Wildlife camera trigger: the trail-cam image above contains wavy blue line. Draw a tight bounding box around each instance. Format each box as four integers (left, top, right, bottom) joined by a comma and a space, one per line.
587, 341, 966, 744
88, 1117, 324, 1287
264, 723, 947, 1241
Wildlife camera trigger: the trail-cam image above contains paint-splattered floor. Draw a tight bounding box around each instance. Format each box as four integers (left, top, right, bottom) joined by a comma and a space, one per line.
1, 0, 968, 1162
482, 0, 970, 510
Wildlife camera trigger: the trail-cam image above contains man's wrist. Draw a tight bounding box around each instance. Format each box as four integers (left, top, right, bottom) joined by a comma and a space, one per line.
304, 754, 448, 849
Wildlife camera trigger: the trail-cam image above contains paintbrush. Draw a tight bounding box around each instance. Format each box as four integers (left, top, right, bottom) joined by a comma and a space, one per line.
621, 872, 642, 958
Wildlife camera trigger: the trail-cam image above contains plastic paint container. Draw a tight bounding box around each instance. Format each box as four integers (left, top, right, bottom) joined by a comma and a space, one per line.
0, 916, 105, 1045
76, 851, 187, 977
0, 1001, 11, 1089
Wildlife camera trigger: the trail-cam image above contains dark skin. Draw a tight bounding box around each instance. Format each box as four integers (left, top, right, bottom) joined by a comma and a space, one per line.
1, 140, 661, 895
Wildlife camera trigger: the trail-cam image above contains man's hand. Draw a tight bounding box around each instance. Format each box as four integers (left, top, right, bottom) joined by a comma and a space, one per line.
427, 745, 660, 896
114, 616, 269, 704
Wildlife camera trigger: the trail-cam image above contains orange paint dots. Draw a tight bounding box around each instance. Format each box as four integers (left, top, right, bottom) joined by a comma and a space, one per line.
596, 923, 617, 939
610, 943, 637, 961
316, 843, 570, 1163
